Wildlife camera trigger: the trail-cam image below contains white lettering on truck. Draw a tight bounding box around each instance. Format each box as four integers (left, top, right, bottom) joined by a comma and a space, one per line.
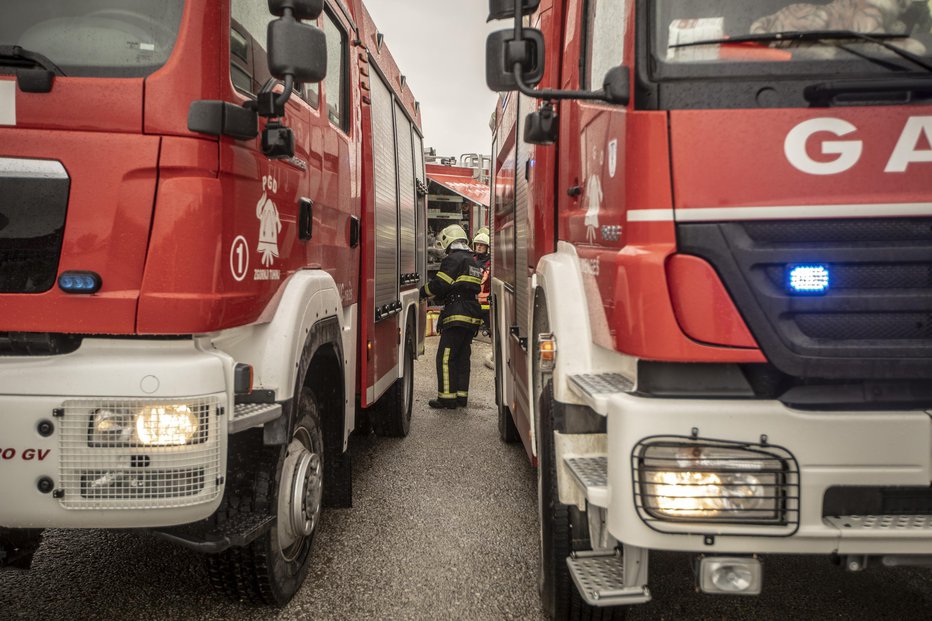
785, 116, 932, 175
784, 118, 862, 175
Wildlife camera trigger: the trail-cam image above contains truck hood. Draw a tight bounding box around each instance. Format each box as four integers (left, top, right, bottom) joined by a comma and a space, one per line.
669, 107, 932, 221
0, 77, 159, 334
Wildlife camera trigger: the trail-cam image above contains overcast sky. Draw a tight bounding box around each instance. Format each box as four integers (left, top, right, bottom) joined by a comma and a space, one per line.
363, 1, 500, 159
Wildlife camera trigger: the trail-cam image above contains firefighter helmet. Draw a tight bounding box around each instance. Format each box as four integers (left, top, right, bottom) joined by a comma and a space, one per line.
473, 232, 490, 247
476, 226, 490, 238
438, 224, 469, 251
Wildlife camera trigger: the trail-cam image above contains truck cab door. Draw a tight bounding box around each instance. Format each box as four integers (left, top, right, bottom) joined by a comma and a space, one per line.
220, 8, 313, 322
558, 0, 630, 253
557, 0, 631, 349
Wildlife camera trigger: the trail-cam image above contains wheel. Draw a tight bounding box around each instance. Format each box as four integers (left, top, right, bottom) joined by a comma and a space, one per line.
371, 324, 414, 438
495, 333, 519, 443
207, 387, 324, 605
533, 293, 624, 620
538, 381, 625, 621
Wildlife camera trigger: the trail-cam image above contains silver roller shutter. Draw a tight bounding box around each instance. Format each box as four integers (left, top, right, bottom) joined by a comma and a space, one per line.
370, 72, 399, 311
395, 102, 417, 277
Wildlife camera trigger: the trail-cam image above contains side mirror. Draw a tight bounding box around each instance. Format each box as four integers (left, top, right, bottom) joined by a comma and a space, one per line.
488, 0, 540, 20
268, 0, 324, 21
602, 66, 630, 106
524, 103, 557, 145
268, 18, 327, 86
486, 29, 545, 92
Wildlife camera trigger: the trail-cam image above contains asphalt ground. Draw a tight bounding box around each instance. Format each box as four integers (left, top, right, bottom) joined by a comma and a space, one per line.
2, 337, 932, 620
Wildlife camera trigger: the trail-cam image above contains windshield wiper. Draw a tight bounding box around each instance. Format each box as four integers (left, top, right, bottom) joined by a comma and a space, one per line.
671, 30, 932, 73
0, 45, 65, 76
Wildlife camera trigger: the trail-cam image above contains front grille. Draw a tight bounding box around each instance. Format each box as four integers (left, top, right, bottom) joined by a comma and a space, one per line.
59, 397, 222, 510
0, 158, 70, 294
679, 217, 932, 380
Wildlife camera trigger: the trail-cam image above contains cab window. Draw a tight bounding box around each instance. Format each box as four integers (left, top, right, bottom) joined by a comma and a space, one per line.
323, 10, 350, 131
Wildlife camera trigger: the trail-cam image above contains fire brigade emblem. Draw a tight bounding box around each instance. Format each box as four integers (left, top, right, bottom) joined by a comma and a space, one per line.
256, 174, 282, 267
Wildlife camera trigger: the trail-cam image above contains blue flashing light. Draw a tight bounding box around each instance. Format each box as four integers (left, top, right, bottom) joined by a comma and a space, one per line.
787, 264, 830, 295
58, 271, 102, 294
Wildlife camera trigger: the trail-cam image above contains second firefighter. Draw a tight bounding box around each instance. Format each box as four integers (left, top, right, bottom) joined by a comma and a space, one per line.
420, 224, 484, 409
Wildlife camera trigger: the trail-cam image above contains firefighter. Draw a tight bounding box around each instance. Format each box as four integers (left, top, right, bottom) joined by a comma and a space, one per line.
420, 224, 484, 409
472, 231, 491, 333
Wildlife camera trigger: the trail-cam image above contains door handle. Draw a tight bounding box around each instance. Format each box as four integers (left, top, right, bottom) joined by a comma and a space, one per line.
567, 186, 582, 197
299, 198, 313, 241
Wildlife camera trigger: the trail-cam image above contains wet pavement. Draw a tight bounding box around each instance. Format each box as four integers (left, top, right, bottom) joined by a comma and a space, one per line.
2, 337, 931, 620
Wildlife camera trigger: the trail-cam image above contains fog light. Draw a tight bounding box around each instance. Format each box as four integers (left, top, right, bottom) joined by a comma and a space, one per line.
699, 556, 762, 595
136, 405, 199, 446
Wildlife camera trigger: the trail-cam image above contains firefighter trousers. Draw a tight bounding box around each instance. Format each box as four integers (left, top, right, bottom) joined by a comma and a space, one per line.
435, 326, 474, 405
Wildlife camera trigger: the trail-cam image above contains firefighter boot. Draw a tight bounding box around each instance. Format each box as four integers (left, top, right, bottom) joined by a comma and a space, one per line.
428, 398, 458, 410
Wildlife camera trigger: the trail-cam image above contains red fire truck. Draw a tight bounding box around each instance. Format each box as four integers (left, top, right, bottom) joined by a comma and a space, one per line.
487, 0, 932, 617
0, 0, 427, 605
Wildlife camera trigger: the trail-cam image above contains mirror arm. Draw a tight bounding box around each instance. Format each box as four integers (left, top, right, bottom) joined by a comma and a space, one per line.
512, 63, 606, 102
275, 74, 295, 108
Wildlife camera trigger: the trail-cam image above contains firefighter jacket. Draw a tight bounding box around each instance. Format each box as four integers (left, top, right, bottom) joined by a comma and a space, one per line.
474, 252, 491, 311
421, 249, 484, 331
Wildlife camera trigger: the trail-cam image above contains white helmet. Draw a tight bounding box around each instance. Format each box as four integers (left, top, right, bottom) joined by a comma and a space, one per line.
438, 224, 469, 251
472, 232, 490, 247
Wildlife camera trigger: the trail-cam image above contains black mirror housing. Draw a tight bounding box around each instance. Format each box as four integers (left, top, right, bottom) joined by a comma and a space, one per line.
486, 29, 545, 92
262, 120, 296, 159
524, 104, 558, 145
488, 0, 540, 20
268, 18, 327, 84
268, 0, 323, 21
602, 66, 630, 105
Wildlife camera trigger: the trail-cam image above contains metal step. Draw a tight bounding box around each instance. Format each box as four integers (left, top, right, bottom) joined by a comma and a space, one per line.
568, 373, 633, 416
153, 513, 276, 553
230, 402, 282, 433
565, 456, 609, 508
567, 550, 652, 607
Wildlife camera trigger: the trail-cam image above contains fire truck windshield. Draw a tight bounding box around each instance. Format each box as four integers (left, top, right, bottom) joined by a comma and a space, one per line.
652, 1, 932, 77
0, 1, 185, 78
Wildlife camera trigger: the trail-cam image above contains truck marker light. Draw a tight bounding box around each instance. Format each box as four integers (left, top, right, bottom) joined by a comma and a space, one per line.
787, 265, 830, 295
58, 271, 102, 294
538, 333, 556, 370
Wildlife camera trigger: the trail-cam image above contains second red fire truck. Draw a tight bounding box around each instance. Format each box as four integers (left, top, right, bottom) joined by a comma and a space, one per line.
0, 0, 426, 605
487, 0, 932, 618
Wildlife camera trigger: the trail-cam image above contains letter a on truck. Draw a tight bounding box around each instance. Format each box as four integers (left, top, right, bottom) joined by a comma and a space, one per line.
0, 0, 427, 604
487, 0, 932, 618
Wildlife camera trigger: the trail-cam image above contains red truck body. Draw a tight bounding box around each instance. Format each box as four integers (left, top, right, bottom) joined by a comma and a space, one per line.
0, 0, 426, 604
489, 0, 932, 616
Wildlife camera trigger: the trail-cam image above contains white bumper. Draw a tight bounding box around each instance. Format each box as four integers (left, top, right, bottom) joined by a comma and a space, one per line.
602, 393, 932, 555
0, 339, 231, 529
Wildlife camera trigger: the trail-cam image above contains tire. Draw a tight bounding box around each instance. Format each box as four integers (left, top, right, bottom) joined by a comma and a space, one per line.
207, 387, 324, 605
538, 381, 625, 621
371, 325, 414, 438
496, 334, 519, 443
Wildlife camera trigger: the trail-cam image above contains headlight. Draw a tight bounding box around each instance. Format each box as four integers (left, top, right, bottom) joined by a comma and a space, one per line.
639, 443, 787, 523
89, 403, 205, 447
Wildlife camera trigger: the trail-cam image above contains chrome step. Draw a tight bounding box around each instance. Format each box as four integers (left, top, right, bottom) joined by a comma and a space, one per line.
567, 373, 633, 416
565, 456, 609, 508
230, 402, 282, 433
567, 550, 651, 607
